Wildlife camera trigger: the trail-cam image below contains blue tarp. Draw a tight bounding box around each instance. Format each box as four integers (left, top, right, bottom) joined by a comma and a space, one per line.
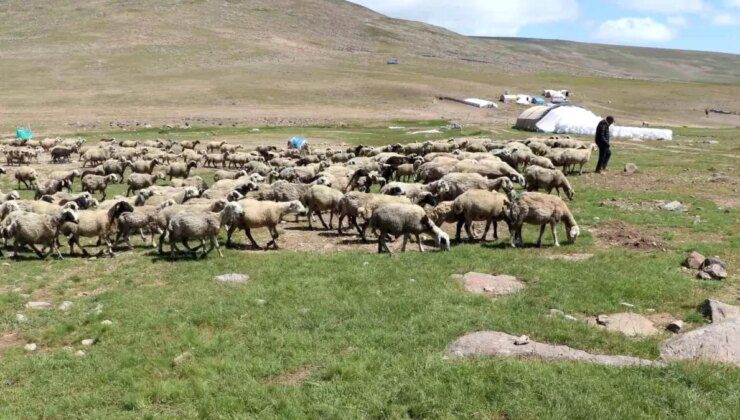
16, 128, 33, 140
531, 97, 545, 105
289, 137, 307, 149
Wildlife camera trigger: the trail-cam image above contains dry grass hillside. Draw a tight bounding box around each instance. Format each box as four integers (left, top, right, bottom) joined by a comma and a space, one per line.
0, 0, 739, 133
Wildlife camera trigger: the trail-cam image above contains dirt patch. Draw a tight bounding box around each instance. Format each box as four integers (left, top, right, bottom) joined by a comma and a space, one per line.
591, 221, 666, 251
263, 367, 314, 386
710, 196, 740, 209
0, 332, 22, 352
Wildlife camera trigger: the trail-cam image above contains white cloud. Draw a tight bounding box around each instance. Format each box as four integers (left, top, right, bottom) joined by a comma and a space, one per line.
350, 0, 578, 36
613, 0, 707, 13
712, 14, 740, 25
595, 17, 674, 44
726, 0, 740, 9
666, 16, 688, 26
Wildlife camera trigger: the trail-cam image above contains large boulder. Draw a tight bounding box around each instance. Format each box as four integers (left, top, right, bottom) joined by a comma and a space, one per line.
661, 317, 740, 366
447, 331, 662, 367
684, 251, 705, 270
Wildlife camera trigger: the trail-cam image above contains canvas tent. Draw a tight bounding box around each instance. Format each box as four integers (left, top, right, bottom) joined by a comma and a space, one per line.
515, 104, 673, 140
500, 94, 517, 103
463, 98, 498, 108
515, 94, 532, 105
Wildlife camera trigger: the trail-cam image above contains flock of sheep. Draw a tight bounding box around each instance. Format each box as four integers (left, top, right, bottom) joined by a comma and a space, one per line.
0, 135, 591, 259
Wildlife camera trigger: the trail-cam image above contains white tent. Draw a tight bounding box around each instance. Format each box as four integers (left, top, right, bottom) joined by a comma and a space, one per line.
515, 95, 532, 105
516, 104, 673, 140
463, 98, 498, 108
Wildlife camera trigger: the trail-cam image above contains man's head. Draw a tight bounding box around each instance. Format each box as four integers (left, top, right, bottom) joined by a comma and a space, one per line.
606, 116, 615, 125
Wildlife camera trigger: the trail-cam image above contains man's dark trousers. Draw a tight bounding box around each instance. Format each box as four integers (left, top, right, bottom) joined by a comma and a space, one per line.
595, 140, 611, 171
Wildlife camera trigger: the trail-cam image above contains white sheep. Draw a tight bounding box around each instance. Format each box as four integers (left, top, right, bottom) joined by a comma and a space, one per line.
0, 208, 79, 259
221, 200, 305, 249
163, 209, 224, 258
367, 203, 450, 253
452, 189, 510, 243
524, 166, 574, 200
304, 185, 344, 230
508, 192, 580, 248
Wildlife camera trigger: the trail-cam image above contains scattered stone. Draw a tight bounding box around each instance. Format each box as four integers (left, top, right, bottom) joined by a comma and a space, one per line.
624, 163, 638, 174
25, 301, 52, 310
545, 253, 594, 262
101, 320, 113, 326
549, 309, 565, 317
173, 351, 192, 366
75, 350, 86, 357
702, 256, 726, 269
697, 271, 713, 280
298, 308, 309, 315
514, 335, 530, 345
81, 339, 95, 346
684, 251, 706, 270
620, 302, 636, 308
214, 273, 250, 284
590, 313, 659, 337
58, 301, 73, 311
447, 331, 662, 367
24, 343, 37, 352
563, 315, 578, 322
659, 201, 688, 212
458, 272, 526, 297
702, 300, 740, 323
661, 317, 740, 366
362, 261, 369, 267
702, 264, 727, 280
666, 320, 684, 333
255, 299, 267, 305
409, 278, 416, 283
15, 314, 27, 323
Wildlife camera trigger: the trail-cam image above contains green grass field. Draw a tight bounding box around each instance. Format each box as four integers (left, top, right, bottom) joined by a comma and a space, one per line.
0, 124, 738, 418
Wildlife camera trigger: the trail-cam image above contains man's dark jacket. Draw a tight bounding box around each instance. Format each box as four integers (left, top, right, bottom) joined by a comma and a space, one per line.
595, 120, 610, 144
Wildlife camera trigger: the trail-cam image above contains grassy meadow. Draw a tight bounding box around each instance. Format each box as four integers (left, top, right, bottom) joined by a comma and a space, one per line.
0, 124, 738, 418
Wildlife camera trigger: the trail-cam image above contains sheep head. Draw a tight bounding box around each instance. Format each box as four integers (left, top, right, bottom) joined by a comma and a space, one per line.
567, 225, 580, 243
286, 200, 306, 215
59, 208, 80, 224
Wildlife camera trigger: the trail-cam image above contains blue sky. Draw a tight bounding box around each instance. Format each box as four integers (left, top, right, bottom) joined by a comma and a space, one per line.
351, 0, 740, 54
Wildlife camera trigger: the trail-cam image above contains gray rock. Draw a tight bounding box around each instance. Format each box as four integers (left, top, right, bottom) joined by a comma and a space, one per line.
624, 163, 638, 174
25, 301, 52, 310
666, 320, 684, 333
458, 272, 526, 296
448, 331, 662, 367
660, 201, 688, 212
514, 335, 530, 345
702, 256, 726, 269
549, 309, 565, 317
15, 314, 28, 323
214, 273, 250, 284
100, 320, 113, 326
702, 300, 740, 323
545, 253, 594, 262
697, 271, 713, 280
24, 343, 37, 352
563, 315, 578, 321
81, 339, 95, 346
58, 301, 73, 311
592, 313, 659, 337
702, 264, 727, 280
75, 350, 86, 357
684, 251, 706, 270
661, 317, 740, 366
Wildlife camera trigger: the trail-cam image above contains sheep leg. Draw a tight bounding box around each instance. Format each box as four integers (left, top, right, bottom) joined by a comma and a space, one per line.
464, 219, 476, 242
400, 233, 409, 252
415, 234, 425, 253
226, 225, 238, 247
551, 222, 560, 247
126, 187, 132, 197
157, 232, 167, 254
482, 219, 493, 242
316, 211, 329, 230
170, 239, 179, 259
536, 224, 547, 248
328, 210, 334, 229
306, 208, 314, 230
29, 244, 46, 259
336, 214, 345, 234
211, 235, 223, 258
377, 230, 391, 254
245, 228, 261, 249
455, 218, 465, 243
268, 226, 280, 249
510, 225, 519, 248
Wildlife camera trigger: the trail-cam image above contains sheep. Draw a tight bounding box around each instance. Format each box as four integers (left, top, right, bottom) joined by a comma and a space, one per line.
221, 200, 305, 249
508, 192, 580, 248
48, 191, 96, 210
524, 166, 574, 200
14, 166, 37, 190
170, 176, 208, 193
431, 172, 513, 201
336, 192, 415, 240
154, 201, 227, 254
454, 159, 525, 186
15, 199, 79, 216
81, 148, 109, 167
207, 141, 226, 152
180, 149, 202, 163
49, 169, 82, 188
81, 174, 119, 200
452, 189, 510, 243
428, 200, 456, 227
61, 201, 135, 257
165, 161, 198, 179
137, 186, 199, 206
180, 140, 200, 150
34, 179, 72, 200
203, 153, 227, 168
303, 185, 344, 230
161, 209, 224, 258
416, 161, 454, 183
561, 145, 597, 174
367, 203, 450, 253
528, 155, 556, 169
126, 172, 165, 196
0, 208, 79, 259
213, 169, 247, 182
50, 146, 76, 163
102, 159, 130, 179
119, 140, 139, 148
0, 190, 20, 205
393, 163, 416, 181
115, 200, 176, 248
131, 158, 160, 174
220, 143, 243, 154
40, 137, 60, 152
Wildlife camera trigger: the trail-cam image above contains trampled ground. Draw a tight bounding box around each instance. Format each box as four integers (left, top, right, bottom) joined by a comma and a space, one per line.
0, 124, 738, 418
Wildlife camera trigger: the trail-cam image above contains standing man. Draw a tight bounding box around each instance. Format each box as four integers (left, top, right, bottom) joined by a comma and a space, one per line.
595, 116, 614, 174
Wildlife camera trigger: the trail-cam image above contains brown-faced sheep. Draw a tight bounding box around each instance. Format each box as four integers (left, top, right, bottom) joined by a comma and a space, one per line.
452, 189, 510, 243
166, 161, 198, 179
61, 201, 135, 257
221, 200, 305, 249
508, 192, 580, 248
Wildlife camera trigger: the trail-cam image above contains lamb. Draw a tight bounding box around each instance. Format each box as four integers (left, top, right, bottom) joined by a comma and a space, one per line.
49, 169, 82, 188
130, 158, 160, 174
102, 159, 130, 179
220, 200, 305, 249
428, 201, 456, 227
367, 203, 450, 253
81, 148, 109, 167
48, 191, 96, 210
154, 201, 226, 254
61, 201, 135, 257
138, 186, 199, 206
180, 140, 200, 150
126, 172, 165, 196
207, 141, 226, 152
303, 185, 344, 230
524, 166, 574, 200
0, 208, 79, 259
34, 178, 72, 200
508, 192, 580, 248
170, 176, 208, 193
452, 189, 510, 243
81, 174, 120, 200
50, 146, 76, 163
393, 163, 416, 181
166, 161, 198, 179
115, 200, 176, 248
161, 209, 224, 258
14, 166, 37, 190
213, 169, 247, 182
561, 145, 597, 174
